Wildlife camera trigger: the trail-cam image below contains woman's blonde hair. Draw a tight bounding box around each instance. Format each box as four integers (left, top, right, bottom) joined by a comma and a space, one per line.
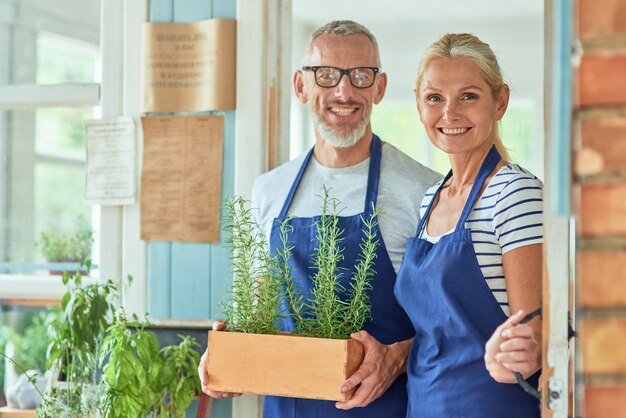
416, 33, 509, 160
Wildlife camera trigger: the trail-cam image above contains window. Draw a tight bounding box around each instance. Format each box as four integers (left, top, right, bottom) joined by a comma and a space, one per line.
371, 100, 543, 180
0, 0, 102, 297
0, 1, 148, 405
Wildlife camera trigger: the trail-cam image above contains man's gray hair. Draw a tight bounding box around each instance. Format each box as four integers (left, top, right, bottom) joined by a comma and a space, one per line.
304, 20, 381, 66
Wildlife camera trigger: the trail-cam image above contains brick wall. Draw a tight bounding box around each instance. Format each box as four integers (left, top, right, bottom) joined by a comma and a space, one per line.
574, 0, 626, 416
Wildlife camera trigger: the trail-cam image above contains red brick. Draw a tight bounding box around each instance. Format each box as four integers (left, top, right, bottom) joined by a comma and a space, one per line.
579, 251, 626, 308
578, 52, 626, 107
576, 115, 626, 176
584, 385, 626, 418
582, 318, 626, 374
580, 182, 626, 237
577, 0, 626, 40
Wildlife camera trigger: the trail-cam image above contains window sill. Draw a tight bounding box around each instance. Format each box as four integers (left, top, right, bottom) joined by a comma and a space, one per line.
0, 274, 99, 300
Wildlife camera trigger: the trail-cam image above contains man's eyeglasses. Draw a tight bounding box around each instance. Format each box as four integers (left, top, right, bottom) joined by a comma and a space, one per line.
301, 66, 380, 89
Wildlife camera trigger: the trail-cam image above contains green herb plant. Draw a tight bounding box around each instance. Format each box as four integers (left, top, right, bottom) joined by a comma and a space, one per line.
36, 263, 201, 418
39, 217, 94, 262
221, 196, 284, 335
40, 261, 116, 417
222, 187, 380, 340
99, 312, 201, 418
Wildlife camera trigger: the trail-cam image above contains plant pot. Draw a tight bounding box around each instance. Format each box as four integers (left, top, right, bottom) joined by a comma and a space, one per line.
205, 331, 364, 401
47, 260, 89, 277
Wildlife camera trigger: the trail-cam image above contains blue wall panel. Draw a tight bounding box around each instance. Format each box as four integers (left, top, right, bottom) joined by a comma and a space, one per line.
171, 242, 212, 318
173, 0, 212, 22
212, 0, 236, 18
149, 0, 174, 22
147, 241, 172, 317
146, 0, 236, 416
210, 110, 234, 319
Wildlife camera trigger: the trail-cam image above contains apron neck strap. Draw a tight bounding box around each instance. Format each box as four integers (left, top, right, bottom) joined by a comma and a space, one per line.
277, 134, 381, 219
364, 134, 382, 215
455, 145, 502, 231
415, 145, 501, 236
415, 170, 452, 237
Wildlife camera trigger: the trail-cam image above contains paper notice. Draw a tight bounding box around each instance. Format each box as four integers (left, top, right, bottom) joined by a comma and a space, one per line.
142, 19, 236, 112
140, 114, 223, 243
85, 116, 136, 206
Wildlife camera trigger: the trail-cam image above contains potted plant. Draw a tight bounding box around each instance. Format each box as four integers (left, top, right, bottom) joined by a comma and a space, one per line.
99, 311, 201, 418
205, 191, 380, 401
36, 266, 201, 418
38, 263, 116, 417
38, 216, 94, 274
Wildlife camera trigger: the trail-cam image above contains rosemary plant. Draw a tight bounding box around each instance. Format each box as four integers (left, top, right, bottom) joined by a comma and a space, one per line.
298, 188, 381, 339
222, 188, 380, 340
221, 196, 283, 334
340, 204, 380, 335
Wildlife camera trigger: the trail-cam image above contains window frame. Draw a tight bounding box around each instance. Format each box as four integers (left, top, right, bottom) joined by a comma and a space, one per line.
0, 0, 147, 308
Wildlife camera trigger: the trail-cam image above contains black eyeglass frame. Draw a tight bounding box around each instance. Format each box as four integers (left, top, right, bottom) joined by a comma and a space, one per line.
301, 66, 380, 89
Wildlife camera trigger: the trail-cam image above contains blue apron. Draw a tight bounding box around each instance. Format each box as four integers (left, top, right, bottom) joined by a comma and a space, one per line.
264, 135, 414, 418
394, 146, 540, 418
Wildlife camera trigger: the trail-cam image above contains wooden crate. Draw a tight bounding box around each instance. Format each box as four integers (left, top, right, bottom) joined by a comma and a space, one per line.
205, 331, 364, 401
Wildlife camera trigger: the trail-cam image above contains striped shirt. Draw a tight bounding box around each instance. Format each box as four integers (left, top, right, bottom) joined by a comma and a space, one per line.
419, 164, 544, 316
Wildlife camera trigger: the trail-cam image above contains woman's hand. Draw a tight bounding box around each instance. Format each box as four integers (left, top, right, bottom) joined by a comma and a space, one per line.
485, 310, 541, 383
198, 320, 242, 399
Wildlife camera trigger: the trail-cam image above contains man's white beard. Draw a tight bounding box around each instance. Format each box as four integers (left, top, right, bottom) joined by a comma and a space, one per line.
312, 108, 370, 148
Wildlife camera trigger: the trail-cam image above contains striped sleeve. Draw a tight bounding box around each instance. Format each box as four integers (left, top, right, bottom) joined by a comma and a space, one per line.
492, 172, 544, 254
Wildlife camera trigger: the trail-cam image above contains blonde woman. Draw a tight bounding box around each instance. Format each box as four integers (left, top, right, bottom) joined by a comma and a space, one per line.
394, 33, 542, 417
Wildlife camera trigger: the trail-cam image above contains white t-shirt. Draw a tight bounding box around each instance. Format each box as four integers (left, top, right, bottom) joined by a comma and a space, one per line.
419, 164, 544, 315
252, 142, 442, 273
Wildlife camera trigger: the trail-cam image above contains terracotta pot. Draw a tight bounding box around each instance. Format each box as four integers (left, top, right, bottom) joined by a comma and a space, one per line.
205, 331, 364, 401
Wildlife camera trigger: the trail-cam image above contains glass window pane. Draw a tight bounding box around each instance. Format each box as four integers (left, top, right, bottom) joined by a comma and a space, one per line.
0, 109, 99, 275
35, 162, 91, 259
0, 0, 101, 87
35, 107, 92, 159
500, 101, 536, 170
371, 102, 539, 177
371, 104, 452, 175
37, 32, 99, 84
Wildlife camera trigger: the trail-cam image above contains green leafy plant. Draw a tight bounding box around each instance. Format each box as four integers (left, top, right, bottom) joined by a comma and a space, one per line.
100, 312, 201, 418
35, 263, 201, 418
40, 262, 116, 417
222, 187, 380, 340
38, 217, 94, 262
12, 310, 57, 374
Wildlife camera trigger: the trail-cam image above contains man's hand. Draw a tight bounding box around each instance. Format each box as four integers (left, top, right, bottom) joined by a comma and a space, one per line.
335, 331, 412, 410
484, 310, 541, 384
198, 320, 242, 399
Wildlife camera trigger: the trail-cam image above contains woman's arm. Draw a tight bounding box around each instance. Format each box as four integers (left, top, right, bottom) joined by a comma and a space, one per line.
485, 243, 542, 383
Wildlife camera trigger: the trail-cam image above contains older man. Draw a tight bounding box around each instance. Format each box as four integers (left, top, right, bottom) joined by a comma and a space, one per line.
199, 20, 441, 417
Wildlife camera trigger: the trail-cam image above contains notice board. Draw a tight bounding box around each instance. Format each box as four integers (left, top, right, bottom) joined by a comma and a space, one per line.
140, 114, 224, 243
